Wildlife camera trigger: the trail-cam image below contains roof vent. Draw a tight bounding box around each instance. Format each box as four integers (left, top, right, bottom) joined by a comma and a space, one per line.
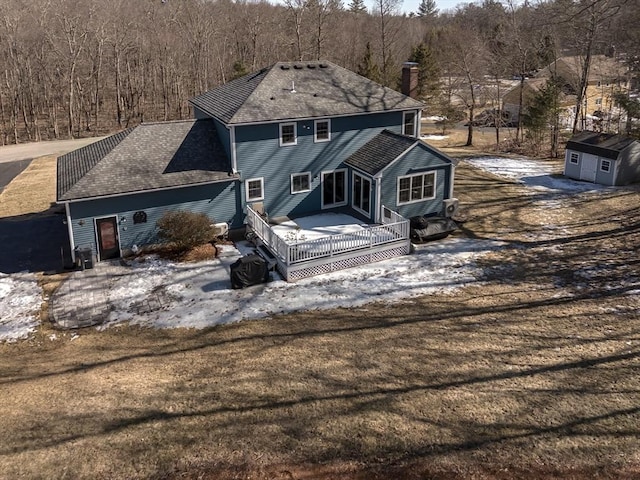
319, 63, 328, 68
307, 64, 316, 69
293, 64, 304, 69
313, 93, 318, 97
290, 81, 296, 93
280, 65, 290, 70
270, 96, 275, 100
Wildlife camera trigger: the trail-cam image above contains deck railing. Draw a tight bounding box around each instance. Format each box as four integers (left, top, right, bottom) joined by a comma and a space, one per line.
246, 205, 409, 268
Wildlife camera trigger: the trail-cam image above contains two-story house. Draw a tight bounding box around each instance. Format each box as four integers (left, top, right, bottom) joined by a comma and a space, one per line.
57, 61, 458, 278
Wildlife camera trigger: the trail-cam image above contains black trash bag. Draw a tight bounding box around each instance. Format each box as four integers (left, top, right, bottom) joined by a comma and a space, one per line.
230, 254, 269, 289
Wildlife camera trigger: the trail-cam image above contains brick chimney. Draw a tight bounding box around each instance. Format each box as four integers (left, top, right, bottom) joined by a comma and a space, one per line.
401, 62, 419, 99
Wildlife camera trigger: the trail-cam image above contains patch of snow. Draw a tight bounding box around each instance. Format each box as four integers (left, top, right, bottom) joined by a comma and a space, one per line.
96, 238, 503, 332
0, 273, 42, 342
421, 134, 449, 141
464, 156, 607, 193
423, 115, 446, 122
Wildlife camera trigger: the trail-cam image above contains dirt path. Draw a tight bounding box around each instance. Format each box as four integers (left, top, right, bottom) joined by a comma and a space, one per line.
1, 161, 639, 479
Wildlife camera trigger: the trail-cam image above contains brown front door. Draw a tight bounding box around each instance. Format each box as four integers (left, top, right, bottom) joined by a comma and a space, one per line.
96, 217, 120, 260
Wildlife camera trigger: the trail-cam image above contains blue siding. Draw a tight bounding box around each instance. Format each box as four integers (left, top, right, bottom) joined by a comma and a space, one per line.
379, 143, 453, 219
69, 181, 240, 258
234, 111, 404, 218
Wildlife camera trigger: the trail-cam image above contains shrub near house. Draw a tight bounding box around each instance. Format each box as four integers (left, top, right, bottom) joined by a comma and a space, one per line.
156, 211, 216, 252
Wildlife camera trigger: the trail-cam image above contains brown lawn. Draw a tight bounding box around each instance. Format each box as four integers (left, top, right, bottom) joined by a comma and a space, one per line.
0, 143, 639, 479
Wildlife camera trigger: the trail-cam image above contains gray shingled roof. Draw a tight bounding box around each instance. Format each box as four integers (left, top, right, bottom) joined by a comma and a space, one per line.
566, 131, 637, 160
345, 130, 418, 175
57, 119, 236, 202
189, 62, 424, 125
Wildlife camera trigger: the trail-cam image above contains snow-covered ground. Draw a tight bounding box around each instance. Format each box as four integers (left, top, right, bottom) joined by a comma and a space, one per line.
0, 273, 42, 342
0, 156, 631, 342
465, 156, 607, 193
95, 237, 500, 331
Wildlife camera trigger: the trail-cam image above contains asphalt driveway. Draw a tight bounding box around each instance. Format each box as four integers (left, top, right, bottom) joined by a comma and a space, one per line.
0, 213, 71, 274
0, 137, 104, 273
0, 159, 32, 192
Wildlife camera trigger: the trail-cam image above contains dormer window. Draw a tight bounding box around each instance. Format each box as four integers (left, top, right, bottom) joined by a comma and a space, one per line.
280, 122, 297, 146
314, 119, 331, 142
403, 111, 417, 137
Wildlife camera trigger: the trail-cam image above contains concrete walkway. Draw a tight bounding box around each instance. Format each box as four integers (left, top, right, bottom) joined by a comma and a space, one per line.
50, 261, 124, 329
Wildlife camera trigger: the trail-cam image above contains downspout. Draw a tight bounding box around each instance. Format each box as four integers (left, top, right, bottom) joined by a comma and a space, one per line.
376, 180, 382, 223
230, 125, 237, 173
416, 109, 422, 138
65, 202, 76, 263
449, 164, 456, 199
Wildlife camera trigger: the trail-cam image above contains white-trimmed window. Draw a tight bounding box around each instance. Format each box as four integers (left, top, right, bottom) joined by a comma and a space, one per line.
291, 172, 311, 194
403, 111, 417, 137
595, 97, 603, 106
245, 177, 264, 202
279, 122, 297, 146
569, 152, 579, 165
601, 159, 611, 173
314, 119, 331, 142
397, 171, 436, 205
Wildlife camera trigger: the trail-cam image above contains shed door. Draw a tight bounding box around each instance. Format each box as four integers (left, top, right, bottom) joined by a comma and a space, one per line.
580, 154, 598, 182
96, 216, 120, 260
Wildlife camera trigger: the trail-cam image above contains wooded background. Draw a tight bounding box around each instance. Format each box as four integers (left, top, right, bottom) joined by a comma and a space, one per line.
0, 0, 637, 145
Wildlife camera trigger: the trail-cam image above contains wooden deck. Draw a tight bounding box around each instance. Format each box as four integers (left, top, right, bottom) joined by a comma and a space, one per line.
246, 206, 411, 281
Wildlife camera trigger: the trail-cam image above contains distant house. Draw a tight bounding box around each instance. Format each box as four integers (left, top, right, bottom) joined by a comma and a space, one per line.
57, 61, 458, 278
502, 78, 574, 125
503, 55, 629, 125
564, 130, 640, 186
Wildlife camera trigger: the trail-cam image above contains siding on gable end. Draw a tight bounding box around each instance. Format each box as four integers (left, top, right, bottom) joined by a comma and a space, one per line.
68, 181, 240, 258
379, 143, 452, 219
234, 111, 404, 218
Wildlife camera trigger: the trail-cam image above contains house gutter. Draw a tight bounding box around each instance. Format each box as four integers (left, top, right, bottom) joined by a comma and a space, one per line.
58, 176, 239, 204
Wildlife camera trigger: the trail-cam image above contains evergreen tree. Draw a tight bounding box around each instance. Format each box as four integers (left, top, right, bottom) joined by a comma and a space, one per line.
231, 61, 249, 80
408, 42, 440, 102
357, 42, 381, 83
522, 79, 562, 156
348, 0, 367, 14
416, 0, 438, 18
613, 93, 640, 137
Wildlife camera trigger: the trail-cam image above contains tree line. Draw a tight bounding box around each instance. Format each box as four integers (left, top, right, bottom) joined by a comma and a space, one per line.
0, 0, 638, 148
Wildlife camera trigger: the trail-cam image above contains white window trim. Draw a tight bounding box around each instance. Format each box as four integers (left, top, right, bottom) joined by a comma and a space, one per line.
397, 171, 437, 206
245, 177, 264, 202
569, 152, 579, 165
279, 122, 297, 146
600, 159, 611, 173
314, 119, 331, 143
403, 111, 417, 137
290, 172, 311, 194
